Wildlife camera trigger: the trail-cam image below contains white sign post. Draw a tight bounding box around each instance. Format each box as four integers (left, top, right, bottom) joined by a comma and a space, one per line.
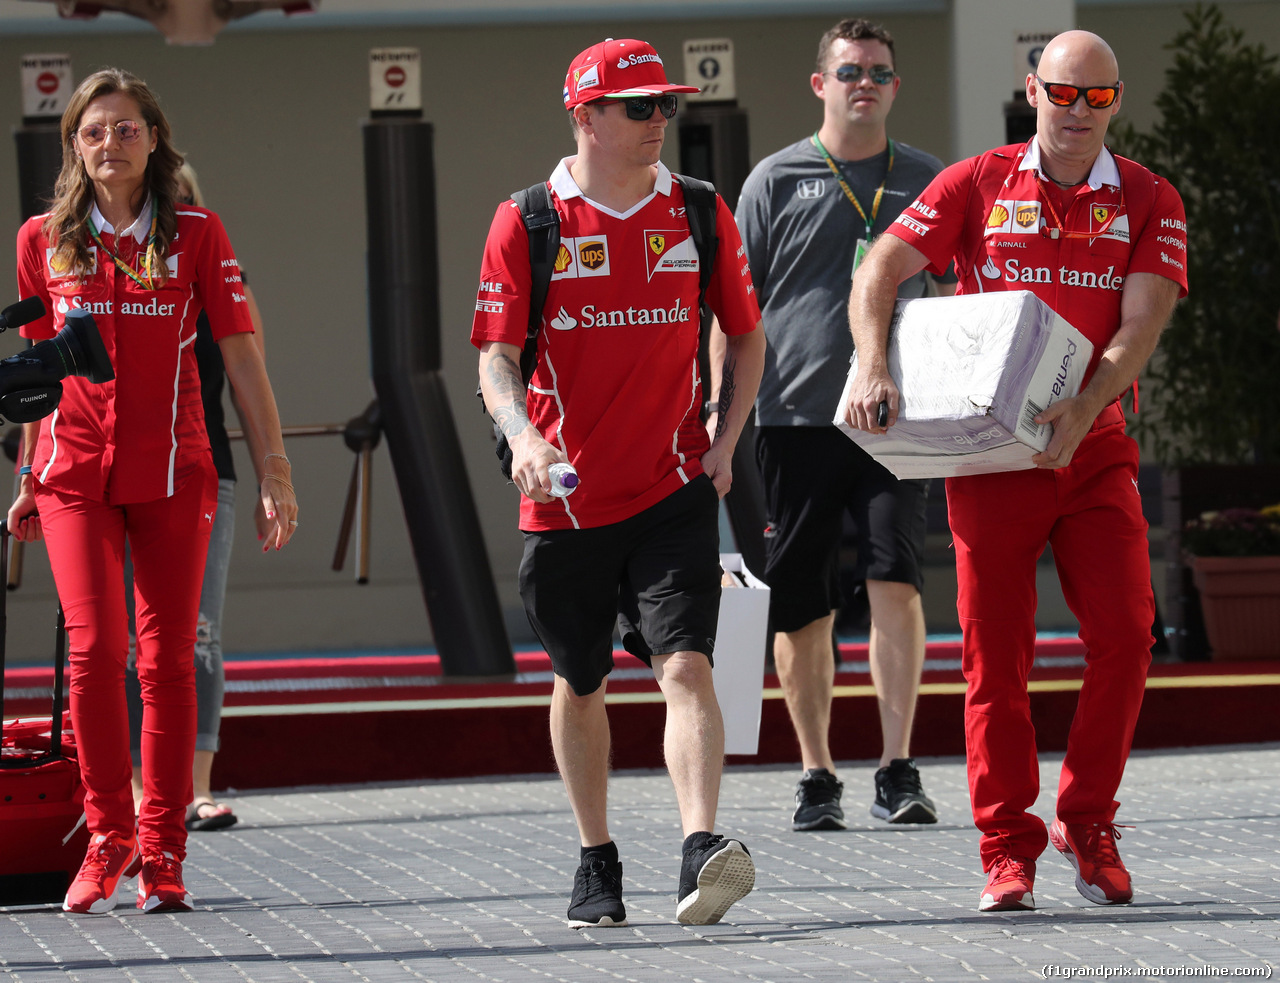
20, 54, 73, 120
1013, 31, 1057, 93
369, 48, 421, 113
683, 38, 736, 103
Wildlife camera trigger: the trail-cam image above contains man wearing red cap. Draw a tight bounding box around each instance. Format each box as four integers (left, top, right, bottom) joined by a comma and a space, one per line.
473, 38, 765, 928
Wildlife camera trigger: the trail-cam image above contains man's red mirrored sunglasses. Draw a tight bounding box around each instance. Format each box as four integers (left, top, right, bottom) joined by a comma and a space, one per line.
1035, 75, 1119, 109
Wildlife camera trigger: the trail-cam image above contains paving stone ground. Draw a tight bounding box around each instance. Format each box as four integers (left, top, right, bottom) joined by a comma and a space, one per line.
2, 744, 1278, 982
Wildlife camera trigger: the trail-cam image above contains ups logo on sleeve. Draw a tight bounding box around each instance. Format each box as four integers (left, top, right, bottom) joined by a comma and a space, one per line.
578, 240, 608, 270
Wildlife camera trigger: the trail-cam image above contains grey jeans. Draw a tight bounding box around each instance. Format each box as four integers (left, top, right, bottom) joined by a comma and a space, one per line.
128, 477, 236, 759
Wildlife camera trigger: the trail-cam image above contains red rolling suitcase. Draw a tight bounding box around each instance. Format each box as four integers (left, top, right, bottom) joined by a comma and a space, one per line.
0, 523, 90, 906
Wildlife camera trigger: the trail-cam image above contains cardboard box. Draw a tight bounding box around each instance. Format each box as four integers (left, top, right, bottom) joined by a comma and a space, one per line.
713, 554, 769, 756
833, 290, 1094, 479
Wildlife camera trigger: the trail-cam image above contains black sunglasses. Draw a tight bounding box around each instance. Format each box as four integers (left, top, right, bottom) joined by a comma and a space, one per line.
1034, 75, 1120, 109
593, 95, 679, 121
826, 64, 896, 86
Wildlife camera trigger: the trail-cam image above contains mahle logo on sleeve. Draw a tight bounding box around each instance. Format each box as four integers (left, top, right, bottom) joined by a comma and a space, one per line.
550, 235, 611, 279
643, 229, 699, 281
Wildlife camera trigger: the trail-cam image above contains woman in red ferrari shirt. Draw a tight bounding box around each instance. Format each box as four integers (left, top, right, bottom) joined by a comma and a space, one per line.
6, 68, 298, 915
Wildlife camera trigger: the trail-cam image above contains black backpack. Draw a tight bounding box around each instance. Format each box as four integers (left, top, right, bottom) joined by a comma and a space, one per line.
486, 173, 720, 478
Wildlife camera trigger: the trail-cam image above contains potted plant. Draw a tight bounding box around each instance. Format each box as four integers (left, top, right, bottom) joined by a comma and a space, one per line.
1110, 4, 1280, 658
1181, 506, 1280, 660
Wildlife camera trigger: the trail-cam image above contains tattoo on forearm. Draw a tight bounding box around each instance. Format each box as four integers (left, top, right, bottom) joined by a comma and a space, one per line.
715, 355, 737, 440
486, 354, 530, 439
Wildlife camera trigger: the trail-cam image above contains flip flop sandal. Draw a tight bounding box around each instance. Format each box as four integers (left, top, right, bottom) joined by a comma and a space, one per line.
185, 799, 239, 832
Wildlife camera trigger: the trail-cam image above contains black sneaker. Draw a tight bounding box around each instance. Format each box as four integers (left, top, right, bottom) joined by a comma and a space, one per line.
566, 857, 627, 928
792, 768, 847, 831
871, 758, 938, 824
675, 833, 755, 925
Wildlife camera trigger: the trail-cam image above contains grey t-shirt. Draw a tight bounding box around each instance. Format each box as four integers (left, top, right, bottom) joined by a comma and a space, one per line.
736, 136, 953, 426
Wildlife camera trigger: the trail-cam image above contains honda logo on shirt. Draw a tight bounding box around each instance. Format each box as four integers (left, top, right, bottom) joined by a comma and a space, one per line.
797, 179, 824, 200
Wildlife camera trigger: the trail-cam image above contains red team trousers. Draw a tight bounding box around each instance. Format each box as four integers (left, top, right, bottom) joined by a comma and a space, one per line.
37, 461, 217, 861
946, 405, 1153, 870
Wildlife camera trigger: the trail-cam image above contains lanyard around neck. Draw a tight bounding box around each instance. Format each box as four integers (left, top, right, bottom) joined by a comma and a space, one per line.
811, 132, 895, 239
1033, 172, 1124, 241
88, 211, 161, 290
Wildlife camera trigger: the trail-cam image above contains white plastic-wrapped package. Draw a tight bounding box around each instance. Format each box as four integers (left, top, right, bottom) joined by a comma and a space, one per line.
834, 291, 1094, 478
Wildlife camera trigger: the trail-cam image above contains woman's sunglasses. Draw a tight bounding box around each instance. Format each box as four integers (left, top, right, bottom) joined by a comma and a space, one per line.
1034, 76, 1120, 109
78, 120, 145, 147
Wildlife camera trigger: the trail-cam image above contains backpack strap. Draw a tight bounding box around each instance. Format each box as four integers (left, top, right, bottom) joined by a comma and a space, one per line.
673, 173, 719, 326
511, 181, 560, 384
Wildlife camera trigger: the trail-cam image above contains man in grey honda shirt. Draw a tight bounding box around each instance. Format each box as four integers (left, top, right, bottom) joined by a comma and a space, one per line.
710, 17, 955, 832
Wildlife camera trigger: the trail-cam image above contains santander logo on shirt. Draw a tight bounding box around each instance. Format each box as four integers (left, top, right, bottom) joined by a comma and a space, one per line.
547, 300, 692, 330
55, 293, 178, 318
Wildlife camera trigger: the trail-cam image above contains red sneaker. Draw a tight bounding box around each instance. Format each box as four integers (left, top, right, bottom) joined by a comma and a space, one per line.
979, 855, 1036, 911
1049, 820, 1133, 905
136, 852, 194, 913
63, 832, 139, 914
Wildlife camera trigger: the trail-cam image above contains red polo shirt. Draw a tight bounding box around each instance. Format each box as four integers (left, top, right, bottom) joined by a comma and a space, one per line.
16, 202, 254, 504
887, 141, 1188, 384
471, 158, 761, 531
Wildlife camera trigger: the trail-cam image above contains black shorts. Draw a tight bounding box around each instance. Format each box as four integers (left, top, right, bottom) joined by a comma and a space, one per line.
755, 426, 928, 634
518, 475, 722, 696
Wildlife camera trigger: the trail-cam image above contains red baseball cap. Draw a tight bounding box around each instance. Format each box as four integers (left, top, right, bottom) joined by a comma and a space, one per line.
563, 38, 700, 110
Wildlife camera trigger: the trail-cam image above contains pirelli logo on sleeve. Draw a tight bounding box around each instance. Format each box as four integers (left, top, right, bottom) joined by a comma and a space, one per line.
551, 235, 612, 280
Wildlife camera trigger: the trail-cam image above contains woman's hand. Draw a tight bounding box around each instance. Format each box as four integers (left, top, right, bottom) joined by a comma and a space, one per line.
259, 456, 297, 552
6, 483, 41, 542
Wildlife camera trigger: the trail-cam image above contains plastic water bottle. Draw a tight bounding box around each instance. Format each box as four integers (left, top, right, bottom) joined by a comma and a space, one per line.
548, 462, 579, 498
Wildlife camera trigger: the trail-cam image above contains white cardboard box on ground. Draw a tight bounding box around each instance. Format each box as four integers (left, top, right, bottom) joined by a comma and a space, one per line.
833, 291, 1094, 479
713, 553, 769, 756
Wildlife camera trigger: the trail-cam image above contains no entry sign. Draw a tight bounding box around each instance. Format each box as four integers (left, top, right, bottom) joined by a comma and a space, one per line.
370, 48, 421, 112
21, 54, 73, 119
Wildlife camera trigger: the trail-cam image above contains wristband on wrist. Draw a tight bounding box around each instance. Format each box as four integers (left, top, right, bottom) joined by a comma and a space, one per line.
19, 466, 32, 476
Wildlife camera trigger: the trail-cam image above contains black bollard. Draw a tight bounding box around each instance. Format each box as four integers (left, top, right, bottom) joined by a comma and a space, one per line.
363, 117, 514, 676
14, 124, 61, 222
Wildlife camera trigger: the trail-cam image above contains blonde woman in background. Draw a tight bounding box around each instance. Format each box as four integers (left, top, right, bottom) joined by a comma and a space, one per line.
125, 161, 273, 833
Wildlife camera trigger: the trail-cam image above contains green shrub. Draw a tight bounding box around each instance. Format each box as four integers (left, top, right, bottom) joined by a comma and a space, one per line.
1112, 3, 1280, 465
